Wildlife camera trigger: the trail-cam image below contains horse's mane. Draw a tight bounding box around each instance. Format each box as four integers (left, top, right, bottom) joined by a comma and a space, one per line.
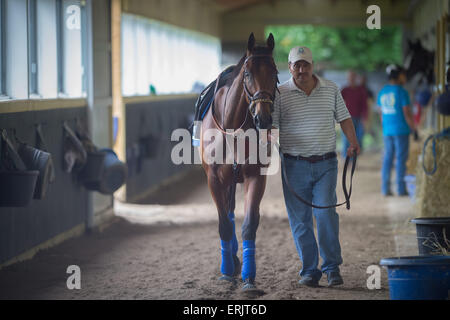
226, 46, 278, 86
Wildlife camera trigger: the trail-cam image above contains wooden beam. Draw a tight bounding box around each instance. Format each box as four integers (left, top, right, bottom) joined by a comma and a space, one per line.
111, 0, 126, 201
437, 14, 449, 130
216, 0, 271, 12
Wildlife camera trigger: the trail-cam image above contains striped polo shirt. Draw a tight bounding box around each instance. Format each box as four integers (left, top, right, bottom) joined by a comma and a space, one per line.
272, 76, 351, 157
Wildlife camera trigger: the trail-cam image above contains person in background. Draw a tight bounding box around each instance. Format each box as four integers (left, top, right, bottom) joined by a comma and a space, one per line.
377, 65, 416, 197
341, 71, 368, 157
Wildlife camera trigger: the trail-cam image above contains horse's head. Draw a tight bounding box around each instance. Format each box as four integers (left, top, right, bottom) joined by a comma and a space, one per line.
404, 39, 435, 85
243, 33, 279, 131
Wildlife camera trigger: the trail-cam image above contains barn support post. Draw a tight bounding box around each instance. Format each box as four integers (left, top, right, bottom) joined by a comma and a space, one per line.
111, 0, 126, 202
437, 14, 449, 131
84, 0, 95, 230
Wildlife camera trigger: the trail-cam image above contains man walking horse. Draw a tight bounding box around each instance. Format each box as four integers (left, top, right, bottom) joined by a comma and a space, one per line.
194, 35, 359, 291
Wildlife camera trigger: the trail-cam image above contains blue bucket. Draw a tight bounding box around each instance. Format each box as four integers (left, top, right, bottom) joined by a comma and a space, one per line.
380, 255, 450, 300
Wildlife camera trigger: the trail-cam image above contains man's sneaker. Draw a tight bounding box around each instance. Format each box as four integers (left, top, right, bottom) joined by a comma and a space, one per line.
327, 271, 344, 287
298, 275, 319, 287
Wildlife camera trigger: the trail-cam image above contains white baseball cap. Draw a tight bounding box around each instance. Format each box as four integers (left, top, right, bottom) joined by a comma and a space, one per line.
288, 46, 313, 65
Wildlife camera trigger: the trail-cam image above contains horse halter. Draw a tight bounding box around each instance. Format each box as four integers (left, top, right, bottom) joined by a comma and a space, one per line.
210, 53, 279, 136
243, 54, 279, 119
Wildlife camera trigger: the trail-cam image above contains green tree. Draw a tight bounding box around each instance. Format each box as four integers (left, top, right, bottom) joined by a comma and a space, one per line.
265, 25, 402, 71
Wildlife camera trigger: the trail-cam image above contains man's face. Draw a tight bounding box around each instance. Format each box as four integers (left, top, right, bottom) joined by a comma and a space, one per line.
348, 71, 357, 86
289, 60, 313, 83
398, 72, 407, 85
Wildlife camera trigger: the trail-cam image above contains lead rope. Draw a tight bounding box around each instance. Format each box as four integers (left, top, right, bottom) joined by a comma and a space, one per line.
228, 160, 239, 212
275, 142, 357, 210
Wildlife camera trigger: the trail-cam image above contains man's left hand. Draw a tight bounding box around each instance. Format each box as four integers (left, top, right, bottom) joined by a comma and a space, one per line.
347, 143, 360, 157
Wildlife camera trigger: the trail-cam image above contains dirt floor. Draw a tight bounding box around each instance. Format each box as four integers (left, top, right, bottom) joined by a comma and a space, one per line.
0, 151, 418, 300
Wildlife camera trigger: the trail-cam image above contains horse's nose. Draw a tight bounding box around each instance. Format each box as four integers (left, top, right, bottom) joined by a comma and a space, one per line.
254, 115, 261, 129
255, 114, 272, 130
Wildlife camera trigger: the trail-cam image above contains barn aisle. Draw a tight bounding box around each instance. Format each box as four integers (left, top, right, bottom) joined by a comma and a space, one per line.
0, 151, 417, 300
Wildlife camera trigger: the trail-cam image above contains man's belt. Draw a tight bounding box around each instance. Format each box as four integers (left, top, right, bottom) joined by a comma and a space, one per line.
285, 152, 337, 163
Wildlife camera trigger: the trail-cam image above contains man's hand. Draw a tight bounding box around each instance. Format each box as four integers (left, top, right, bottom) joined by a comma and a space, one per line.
347, 143, 360, 157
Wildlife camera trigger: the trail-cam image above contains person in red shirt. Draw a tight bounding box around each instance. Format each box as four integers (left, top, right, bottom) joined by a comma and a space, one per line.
341, 71, 368, 157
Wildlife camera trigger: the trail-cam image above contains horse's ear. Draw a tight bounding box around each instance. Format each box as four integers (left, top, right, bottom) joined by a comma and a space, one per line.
247, 33, 255, 52
267, 33, 275, 51
407, 39, 413, 49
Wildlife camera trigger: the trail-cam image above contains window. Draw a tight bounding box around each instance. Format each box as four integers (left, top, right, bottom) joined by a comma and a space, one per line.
27, 0, 38, 97
121, 14, 221, 96
5, 0, 28, 99
28, 0, 58, 99
58, 0, 86, 98
0, 0, 86, 101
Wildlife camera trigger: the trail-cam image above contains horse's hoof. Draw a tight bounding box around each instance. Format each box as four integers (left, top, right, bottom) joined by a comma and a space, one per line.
232, 256, 241, 276
219, 275, 235, 283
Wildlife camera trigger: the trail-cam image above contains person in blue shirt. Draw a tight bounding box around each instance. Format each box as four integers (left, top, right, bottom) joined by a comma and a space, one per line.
377, 65, 416, 196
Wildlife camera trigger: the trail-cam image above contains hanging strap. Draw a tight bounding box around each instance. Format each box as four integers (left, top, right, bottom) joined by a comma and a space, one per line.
36, 124, 49, 152
36, 124, 56, 183
422, 127, 450, 176
0, 129, 27, 171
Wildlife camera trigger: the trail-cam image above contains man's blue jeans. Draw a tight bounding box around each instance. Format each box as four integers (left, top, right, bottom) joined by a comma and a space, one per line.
342, 117, 364, 157
281, 156, 342, 281
381, 134, 409, 195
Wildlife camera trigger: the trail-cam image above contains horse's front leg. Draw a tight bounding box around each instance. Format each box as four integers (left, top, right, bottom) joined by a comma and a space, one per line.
207, 171, 238, 282
241, 173, 267, 290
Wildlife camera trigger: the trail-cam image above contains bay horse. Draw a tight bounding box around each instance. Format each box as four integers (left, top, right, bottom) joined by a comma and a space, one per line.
200, 33, 278, 291
404, 39, 435, 85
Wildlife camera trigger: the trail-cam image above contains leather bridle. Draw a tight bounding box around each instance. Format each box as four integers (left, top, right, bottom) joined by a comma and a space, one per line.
242, 55, 279, 120
211, 54, 279, 135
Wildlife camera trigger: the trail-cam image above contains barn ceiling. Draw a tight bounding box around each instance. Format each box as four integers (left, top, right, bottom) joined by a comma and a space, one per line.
213, 0, 274, 13
218, 0, 417, 43
212, 0, 417, 14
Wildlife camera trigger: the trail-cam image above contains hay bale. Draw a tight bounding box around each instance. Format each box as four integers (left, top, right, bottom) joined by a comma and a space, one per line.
407, 137, 422, 175
407, 129, 434, 175
415, 132, 450, 218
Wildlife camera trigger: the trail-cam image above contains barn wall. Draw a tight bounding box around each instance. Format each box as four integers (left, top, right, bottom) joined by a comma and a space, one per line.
0, 0, 114, 267
124, 95, 198, 202
410, 0, 449, 131
412, 0, 449, 49
0, 106, 88, 266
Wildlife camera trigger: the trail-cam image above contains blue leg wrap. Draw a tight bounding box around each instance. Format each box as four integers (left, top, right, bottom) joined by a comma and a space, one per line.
242, 240, 256, 281
220, 240, 234, 276
228, 212, 238, 256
